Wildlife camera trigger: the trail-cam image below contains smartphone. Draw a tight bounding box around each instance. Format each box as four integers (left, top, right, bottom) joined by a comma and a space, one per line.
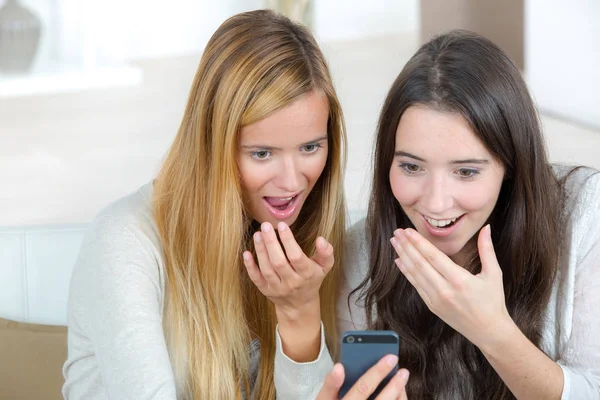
339, 330, 400, 399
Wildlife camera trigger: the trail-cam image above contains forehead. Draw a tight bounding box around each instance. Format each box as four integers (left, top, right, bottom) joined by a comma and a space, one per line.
239, 91, 329, 146
395, 105, 491, 159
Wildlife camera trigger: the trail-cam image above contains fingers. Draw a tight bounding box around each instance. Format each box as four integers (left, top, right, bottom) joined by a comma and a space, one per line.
375, 369, 409, 400
276, 222, 312, 275
316, 364, 345, 400
346, 354, 398, 399
253, 228, 282, 284
259, 222, 297, 281
312, 236, 335, 273
250, 222, 333, 288
242, 251, 268, 291
390, 232, 444, 296
395, 257, 434, 308
396, 228, 467, 280
477, 224, 501, 277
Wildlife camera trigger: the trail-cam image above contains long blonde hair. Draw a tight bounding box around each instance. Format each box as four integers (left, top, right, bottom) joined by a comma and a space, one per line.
152, 10, 346, 399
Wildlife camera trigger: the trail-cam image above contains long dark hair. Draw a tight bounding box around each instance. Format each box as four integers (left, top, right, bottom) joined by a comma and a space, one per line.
357, 30, 563, 399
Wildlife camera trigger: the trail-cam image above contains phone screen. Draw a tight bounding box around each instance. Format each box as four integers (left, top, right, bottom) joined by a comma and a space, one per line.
339, 330, 399, 399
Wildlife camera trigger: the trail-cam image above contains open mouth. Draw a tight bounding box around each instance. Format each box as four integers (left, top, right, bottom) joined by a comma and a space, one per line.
264, 194, 298, 210
262, 193, 302, 220
423, 214, 464, 229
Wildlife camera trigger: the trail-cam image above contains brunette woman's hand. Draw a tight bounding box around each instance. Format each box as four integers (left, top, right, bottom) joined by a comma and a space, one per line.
317, 358, 410, 400
390, 225, 515, 350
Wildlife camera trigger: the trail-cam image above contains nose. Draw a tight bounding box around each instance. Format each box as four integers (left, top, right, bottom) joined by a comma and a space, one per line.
274, 156, 303, 192
422, 174, 453, 214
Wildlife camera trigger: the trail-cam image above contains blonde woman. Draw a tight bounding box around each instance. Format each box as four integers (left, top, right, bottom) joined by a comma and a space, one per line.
62, 10, 346, 399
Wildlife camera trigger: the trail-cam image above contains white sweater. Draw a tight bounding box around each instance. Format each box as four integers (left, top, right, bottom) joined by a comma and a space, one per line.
62, 166, 600, 399
62, 182, 332, 400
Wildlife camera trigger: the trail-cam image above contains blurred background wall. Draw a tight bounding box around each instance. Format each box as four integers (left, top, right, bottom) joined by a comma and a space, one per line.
0, 0, 599, 227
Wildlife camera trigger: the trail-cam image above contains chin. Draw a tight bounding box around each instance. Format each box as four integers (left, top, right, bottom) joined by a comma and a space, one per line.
424, 236, 466, 257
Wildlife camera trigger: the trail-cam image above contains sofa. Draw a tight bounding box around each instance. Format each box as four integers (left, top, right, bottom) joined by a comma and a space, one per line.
0, 224, 86, 400
0, 210, 365, 399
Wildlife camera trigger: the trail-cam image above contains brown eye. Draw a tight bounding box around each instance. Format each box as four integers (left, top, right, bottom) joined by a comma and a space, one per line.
399, 163, 421, 174
457, 168, 479, 178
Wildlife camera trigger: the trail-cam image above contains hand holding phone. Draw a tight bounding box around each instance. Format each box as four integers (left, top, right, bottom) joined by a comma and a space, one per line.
340, 330, 400, 399
316, 355, 409, 399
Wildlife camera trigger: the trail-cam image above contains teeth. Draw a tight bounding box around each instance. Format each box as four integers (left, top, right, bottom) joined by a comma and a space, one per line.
275, 196, 294, 201
424, 216, 458, 228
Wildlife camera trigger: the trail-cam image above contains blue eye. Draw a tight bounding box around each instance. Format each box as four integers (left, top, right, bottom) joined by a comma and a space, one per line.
251, 150, 271, 160
399, 163, 421, 174
456, 168, 479, 178
301, 143, 322, 153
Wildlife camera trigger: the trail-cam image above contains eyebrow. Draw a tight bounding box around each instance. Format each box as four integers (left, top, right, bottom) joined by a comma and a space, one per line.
240, 135, 328, 150
394, 150, 490, 165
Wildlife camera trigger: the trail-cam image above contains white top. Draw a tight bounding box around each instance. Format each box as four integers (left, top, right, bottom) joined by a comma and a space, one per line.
62, 182, 332, 400
335, 166, 600, 399
62, 166, 600, 399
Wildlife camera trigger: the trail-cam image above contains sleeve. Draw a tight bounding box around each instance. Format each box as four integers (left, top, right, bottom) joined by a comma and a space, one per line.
64, 216, 177, 399
558, 171, 600, 399
273, 322, 334, 399
272, 219, 372, 399
275, 221, 366, 400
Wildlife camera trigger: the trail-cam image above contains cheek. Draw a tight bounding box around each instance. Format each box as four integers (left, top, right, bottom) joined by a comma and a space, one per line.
306, 152, 328, 181
456, 181, 503, 212
389, 169, 420, 206
238, 160, 265, 196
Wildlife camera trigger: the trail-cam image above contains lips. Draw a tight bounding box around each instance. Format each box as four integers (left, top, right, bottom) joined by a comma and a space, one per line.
421, 213, 465, 237
262, 193, 302, 220
265, 195, 296, 209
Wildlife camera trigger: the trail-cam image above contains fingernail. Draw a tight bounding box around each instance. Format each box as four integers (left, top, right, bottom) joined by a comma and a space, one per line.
332, 363, 344, 375
243, 252, 251, 261
317, 237, 328, 249
394, 229, 403, 237
253, 232, 262, 243
400, 369, 410, 382
385, 354, 398, 366
405, 229, 413, 237
277, 221, 287, 231
261, 222, 272, 232
390, 237, 398, 247
395, 259, 404, 270
485, 224, 491, 241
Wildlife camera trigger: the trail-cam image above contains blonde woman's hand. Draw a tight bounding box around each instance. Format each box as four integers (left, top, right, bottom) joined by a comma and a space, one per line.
390, 225, 515, 351
243, 221, 333, 319
317, 358, 409, 400
243, 221, 334, 361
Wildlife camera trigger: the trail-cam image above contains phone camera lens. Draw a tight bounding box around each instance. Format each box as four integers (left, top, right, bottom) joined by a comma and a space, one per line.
347, 336, 355, 343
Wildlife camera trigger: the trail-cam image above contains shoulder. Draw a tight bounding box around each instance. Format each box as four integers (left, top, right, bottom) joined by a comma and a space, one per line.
71, 182, 165, 298
346, 218, 368, 252
557, 165, 600, 228
555, 165, 600, 206
556, 165, 600, 267
93, 182, 159, 240
343, 218, 370, 288
86, 182, 162, 257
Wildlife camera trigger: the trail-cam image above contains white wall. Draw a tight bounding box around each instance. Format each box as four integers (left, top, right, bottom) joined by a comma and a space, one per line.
12, 0, 418, 65
526, 0, 600, 129
314, 0, 418, 42
58, 0, 263, 64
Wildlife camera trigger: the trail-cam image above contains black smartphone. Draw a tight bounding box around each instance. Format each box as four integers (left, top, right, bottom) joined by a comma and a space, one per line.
339, 330, 400, 399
